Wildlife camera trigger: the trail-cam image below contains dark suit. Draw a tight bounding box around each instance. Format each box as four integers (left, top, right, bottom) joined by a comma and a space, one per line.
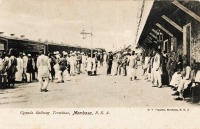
106, 54, 113, 75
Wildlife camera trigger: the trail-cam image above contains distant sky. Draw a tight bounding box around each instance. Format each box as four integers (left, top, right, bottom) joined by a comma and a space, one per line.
0, 0, 144, 51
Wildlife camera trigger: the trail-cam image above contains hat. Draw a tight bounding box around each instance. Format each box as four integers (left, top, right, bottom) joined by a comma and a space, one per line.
19, 52, 23, 56
70, 51, 73, 53
63, 52, 68, 56
123, 52, 127, 55
81, 52, 84, 54
77, 51, 80, 54
55, 51, 59, 54
28, 54, 31, 57
23, 53, 26, 56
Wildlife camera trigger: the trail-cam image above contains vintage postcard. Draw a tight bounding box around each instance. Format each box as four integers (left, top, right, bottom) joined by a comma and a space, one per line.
0, 0, 200, 129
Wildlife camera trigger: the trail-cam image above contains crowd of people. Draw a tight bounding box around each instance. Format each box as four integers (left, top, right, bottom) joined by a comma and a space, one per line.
0, 48, 105, 91
0, 47, 200, 101
140, 48, 200, 101
104, 47, 200, 101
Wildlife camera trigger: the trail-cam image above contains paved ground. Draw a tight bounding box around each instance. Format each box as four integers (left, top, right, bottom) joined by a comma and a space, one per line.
0, 66, 199, 108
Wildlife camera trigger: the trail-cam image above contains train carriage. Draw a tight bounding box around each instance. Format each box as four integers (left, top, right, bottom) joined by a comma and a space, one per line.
0, 35, 46, 56
0, 35, 91, 56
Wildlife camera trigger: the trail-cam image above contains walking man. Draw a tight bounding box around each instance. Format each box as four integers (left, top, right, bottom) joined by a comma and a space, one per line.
37, 50, 51, 92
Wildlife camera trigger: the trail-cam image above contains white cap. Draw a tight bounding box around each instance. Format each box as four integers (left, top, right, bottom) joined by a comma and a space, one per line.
63, 52, 68, 56
123, 52, 127, 55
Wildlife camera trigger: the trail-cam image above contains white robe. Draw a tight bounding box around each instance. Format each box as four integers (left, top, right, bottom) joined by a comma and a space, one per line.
92, 58, 96, 72
23, 56, 28, 73
37, 55, 51, 78
69, 56, 76, 75
170, 72, 182, 87
15, 57, 24, 81
86, 57, 92, 71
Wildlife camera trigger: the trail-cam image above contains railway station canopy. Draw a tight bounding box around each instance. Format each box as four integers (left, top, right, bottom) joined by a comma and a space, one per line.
136, 0, 200, 57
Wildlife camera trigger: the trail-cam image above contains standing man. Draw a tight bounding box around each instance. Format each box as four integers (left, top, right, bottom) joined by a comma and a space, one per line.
86, 53, 92, 76
15, 52, 24, 83
22, 53, 28, 82
152, 49, 162, 88
128, 51, 138, 81
57, 52, 70, 83
7, 49, 17, 88
103, 52, 107, 66
37, 50, 51, 92
122, 52, 128, 76
106, 51, 113, 75
166, 52, 176, 83
76, 51, 82, 74
69, 52, 76, 76
0, 51, 9, 88
81, 52, 87, 73
26, 54, 33, 83
97, 52, 101, 68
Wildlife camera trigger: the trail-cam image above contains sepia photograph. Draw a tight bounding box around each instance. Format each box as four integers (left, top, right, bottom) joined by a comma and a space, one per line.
0, 0, 200, 128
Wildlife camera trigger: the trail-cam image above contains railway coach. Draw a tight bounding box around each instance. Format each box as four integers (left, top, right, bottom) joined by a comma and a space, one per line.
0, 34, 91, 55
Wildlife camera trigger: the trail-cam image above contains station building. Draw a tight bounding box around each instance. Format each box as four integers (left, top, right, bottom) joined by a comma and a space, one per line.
136, 0, 200, 65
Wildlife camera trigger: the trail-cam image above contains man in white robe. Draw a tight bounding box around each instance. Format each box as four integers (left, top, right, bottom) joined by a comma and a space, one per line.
37, 51, 51, 92
15, 53, 24, 82
173, 65, 193, 100
22, 53, 28, 82
152, 50, 162, 88
128, 51, 138, 81
81, 52, 87, 73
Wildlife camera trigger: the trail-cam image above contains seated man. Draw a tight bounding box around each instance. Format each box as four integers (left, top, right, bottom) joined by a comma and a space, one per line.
172, 63, 194, 100
191, 69, 200, 87
169, 68, 182, 91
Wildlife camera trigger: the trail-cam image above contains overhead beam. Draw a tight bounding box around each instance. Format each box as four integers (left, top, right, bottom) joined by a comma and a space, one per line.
162, 15, 183, 32
144, 39, 150, 44
149, 32, 157, 39
156, 23, 174, 37
172, 0, 200, 22
152, 29, 159, 35
147, 35, 152, 40
147, 37, 152, 41
148, 34, 156, 40
146, 38, 152, 43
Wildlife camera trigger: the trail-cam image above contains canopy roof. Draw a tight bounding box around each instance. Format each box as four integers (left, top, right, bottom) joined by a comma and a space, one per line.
137, 0, 200, 48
